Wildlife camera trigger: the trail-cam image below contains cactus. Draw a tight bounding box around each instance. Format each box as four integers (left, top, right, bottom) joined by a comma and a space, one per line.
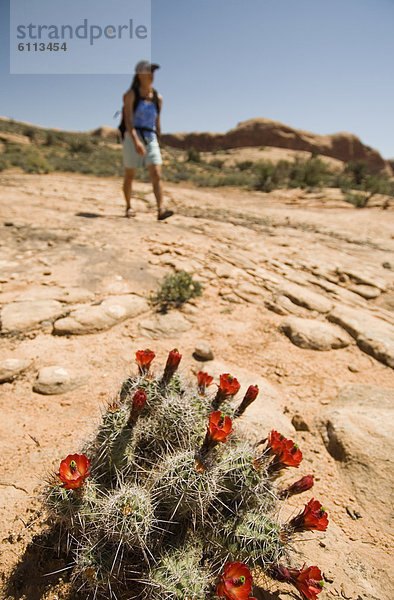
43, 349, 328, 599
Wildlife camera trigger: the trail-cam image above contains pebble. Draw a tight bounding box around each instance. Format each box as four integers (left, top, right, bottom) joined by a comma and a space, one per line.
33, 366, 86, 395
0, 358, 31, 383
193, 341, 214, 361
291, 413, 310, 431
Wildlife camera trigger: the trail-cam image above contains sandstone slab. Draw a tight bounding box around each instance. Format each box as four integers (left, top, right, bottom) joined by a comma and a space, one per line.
349, 284, 381, 300
138, 311, 192, 339
1, 300, 66, 333
15, 286, 95, 304
0, 358, 31, 383
279, 317, 351, 350
33, 365, 85, 395
53, 295, 148, 335
321, 384, 394, 516
328, 305, 394, 368
265, 294, 309, 316
278, 281, 333, 313
233, 282, 262, 304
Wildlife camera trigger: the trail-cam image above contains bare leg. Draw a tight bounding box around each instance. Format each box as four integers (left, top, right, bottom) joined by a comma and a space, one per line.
147, 164, 173, 220
147, 164, 163, 213
123, 167, 137, 215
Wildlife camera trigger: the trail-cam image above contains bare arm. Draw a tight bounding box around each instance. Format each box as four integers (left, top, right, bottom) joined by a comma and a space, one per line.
156, 94, 163, 143
123, 90, 145, 155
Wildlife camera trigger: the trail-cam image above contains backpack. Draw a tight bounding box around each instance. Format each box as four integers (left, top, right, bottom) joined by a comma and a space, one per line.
118, 86, 160, 141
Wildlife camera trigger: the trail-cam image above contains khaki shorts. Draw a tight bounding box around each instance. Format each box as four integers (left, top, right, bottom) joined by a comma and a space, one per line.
123, 132, 162, 169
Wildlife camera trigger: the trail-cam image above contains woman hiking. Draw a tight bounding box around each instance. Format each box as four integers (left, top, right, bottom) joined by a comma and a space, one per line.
121, 60, 173, 221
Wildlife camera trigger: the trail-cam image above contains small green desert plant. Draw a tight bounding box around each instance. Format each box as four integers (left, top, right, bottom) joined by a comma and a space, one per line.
150, 270, 203, 312
343, 190, 370, 208
43, 349, 329, 600
236, 160, 254, 171
23, 150, 53, 174
0, 155, 8, 171
253, 161, 277, 192
209, 158, 225, 169
68, 136, 94, 154
186, 147, 202, 163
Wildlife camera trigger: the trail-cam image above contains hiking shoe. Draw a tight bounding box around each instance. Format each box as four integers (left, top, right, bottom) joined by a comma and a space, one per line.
125, 208, 136, 218
158, 209, 174, 221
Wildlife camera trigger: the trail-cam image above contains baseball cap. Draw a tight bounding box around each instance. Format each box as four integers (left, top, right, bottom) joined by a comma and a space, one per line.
135, 60, 160, 74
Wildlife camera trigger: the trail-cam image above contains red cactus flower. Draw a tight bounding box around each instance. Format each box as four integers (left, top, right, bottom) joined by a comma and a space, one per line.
212, 373, 241, 409
128, 389, 147, 426
219, 373, 241, 396
161, 348, 182, 385
208, 411, 233, 443
278, 475, 314, 499
195, 411, 233, 471
268, 429, 286, 452
289, 566, 324, 600
289, 498, 328, 532
217, 561, 253, 600
136, 349, 155, 374
197, 371, 214, 395
58, 454, 91, 490
234, 384, 259, 417
267, 432, 303, 472
269, 564, 324, 600
133, 389, 147, 411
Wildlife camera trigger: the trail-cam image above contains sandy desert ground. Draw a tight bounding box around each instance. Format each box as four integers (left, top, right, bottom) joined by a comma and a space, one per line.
0, 169, 393, 600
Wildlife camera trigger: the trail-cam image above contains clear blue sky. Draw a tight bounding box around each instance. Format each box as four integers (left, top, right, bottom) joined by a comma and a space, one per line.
1, 0, 394, 158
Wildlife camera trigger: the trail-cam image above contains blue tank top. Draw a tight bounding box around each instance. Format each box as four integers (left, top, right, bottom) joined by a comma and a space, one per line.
133, 99, 158, 142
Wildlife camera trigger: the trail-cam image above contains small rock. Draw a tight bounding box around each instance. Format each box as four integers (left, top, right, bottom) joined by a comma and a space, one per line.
382, 262, 392, 270
215, 264, 237, 279
0, 358, 31, 383
347, 364, 359, 373
279, 317, 351, 350
33, 366, 85, 395
291, 413, 310, 431
193, 341, 214, 361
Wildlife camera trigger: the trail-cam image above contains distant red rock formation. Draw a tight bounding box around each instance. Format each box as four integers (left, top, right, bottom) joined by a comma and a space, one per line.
161, 118, 390, 173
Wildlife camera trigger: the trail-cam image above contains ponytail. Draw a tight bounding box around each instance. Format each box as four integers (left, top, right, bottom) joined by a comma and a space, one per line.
130, 74, 140, 92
